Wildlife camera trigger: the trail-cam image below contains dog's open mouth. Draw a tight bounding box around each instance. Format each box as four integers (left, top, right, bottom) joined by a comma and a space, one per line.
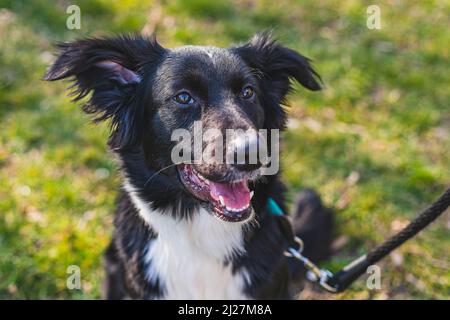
178, 164, 253, 222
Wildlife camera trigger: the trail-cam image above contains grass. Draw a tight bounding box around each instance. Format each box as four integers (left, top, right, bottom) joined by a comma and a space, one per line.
0, 0, 448, 299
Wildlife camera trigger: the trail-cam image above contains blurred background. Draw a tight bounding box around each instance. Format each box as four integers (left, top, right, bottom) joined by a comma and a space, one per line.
0, 0, 448, 299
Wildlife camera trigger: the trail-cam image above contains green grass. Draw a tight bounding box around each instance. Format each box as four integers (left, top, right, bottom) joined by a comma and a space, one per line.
0, 0, 448, 299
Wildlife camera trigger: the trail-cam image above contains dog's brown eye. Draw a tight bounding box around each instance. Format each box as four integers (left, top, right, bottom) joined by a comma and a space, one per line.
240, 86, 254, 100
173, 92, 195, 106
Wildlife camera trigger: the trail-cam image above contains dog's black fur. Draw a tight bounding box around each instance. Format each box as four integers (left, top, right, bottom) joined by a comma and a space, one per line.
45, 33, 332, 299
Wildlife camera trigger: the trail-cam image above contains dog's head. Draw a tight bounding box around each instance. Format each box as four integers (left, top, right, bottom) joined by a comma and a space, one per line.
45, 33, 321, 223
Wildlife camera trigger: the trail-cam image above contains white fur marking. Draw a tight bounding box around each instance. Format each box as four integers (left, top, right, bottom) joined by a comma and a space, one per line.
124, 182, 252, 299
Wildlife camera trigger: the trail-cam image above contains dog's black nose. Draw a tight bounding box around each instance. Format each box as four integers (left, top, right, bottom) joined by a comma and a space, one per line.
229, 131, 262, 172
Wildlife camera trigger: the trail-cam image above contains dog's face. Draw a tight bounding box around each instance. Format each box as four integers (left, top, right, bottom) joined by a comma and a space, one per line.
45, 33, 321, 223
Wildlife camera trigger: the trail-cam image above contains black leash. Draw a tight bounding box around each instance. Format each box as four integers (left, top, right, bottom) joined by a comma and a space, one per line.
270, 187, 450, 293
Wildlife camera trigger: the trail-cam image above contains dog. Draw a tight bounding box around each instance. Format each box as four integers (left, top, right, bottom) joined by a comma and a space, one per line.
45, 32, 332, 299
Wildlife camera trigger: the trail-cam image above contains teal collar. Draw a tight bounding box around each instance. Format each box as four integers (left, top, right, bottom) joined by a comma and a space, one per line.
266, 197, 285, 216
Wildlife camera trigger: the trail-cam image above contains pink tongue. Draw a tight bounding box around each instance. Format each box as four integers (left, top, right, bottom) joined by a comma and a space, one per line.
210, 180, 250, 210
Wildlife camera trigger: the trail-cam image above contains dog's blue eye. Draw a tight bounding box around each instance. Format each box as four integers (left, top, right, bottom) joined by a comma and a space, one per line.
174, 92, 195, 106
240, 86, 254, 100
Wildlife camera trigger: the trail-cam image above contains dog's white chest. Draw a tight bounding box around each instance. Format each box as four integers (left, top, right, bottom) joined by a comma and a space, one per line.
125, 183, 250, 299
143, 211, 250, 299
146, 234, 249, 300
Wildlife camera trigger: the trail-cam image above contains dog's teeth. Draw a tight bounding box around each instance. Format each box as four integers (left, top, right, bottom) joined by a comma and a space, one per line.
250, 191, 254, 199
219, 196, 225, 206
223, 203, 250, 212
197, 173, 209, 185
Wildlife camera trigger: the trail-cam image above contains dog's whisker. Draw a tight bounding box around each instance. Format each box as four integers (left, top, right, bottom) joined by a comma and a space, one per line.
243, 214, 260, 232
143, 163, 180, 187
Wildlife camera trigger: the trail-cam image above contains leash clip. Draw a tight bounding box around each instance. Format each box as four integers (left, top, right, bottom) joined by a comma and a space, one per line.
284, 236, 338, 293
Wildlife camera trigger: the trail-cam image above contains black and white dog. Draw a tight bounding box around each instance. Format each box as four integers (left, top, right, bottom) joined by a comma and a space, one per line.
45, 33, 332, 299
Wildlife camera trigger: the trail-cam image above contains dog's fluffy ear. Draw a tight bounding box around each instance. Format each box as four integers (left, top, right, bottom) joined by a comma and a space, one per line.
44, 34, 165, 149
232, 32, 321, 129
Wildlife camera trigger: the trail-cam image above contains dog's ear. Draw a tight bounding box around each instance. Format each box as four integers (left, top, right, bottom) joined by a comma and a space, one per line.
232, 32, 321, 129
44, 35, 165, 149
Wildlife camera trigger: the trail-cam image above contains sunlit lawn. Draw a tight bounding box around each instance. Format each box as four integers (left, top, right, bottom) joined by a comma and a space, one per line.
0, 0, 448, 299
